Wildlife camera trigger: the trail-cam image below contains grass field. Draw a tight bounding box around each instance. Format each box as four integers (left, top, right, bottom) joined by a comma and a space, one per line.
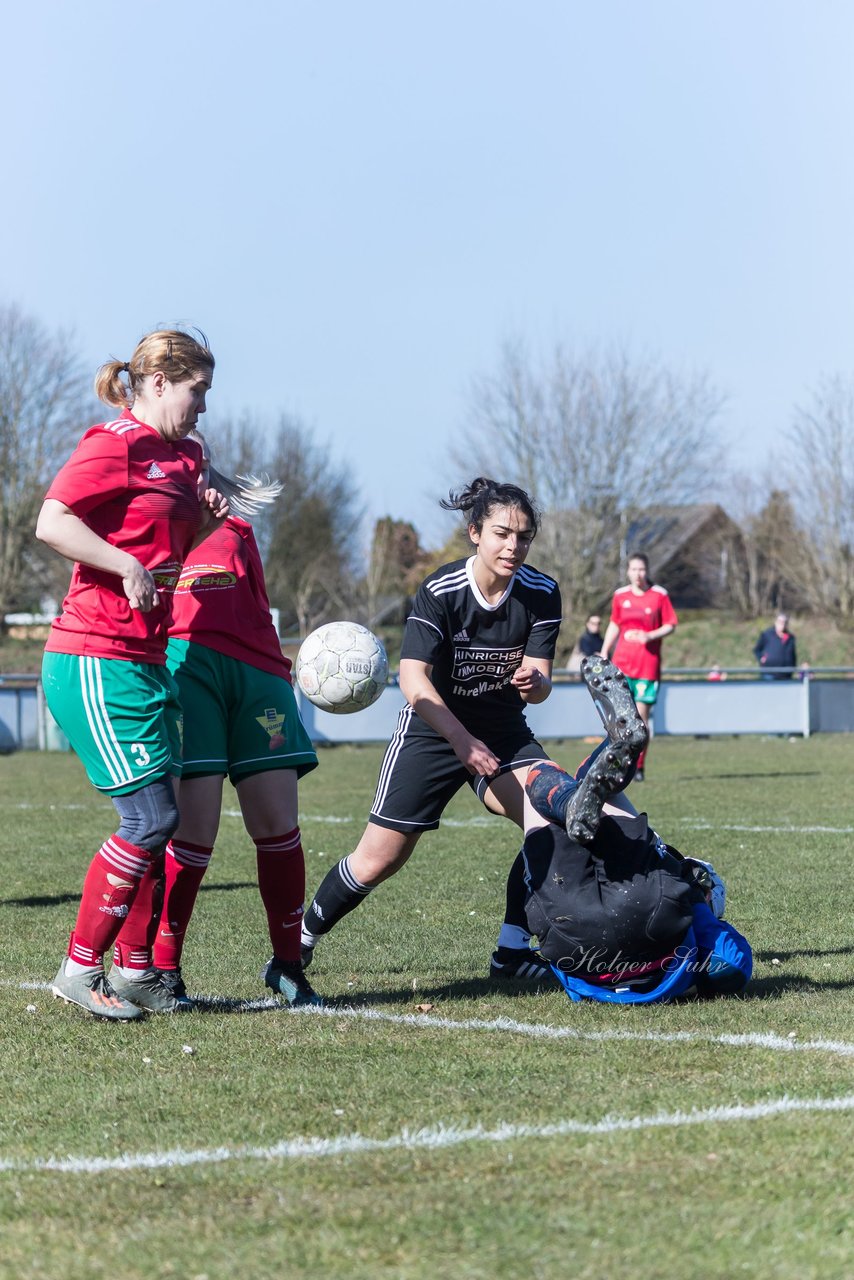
1, 735, 854, 1279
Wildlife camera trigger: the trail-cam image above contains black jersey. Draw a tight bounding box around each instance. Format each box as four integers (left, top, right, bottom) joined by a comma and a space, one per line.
400, 555, 562, 738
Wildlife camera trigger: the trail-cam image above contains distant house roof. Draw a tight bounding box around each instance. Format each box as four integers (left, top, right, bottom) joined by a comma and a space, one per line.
622, 503, 741, 608
625, 504, 732, 568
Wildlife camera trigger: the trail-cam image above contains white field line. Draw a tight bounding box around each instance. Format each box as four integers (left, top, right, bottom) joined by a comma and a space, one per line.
312, 1006, 854, 1058
6, 802, 851, 835
2, 1093, 854, 1176
679, 821, 854, 835
221, 809, 503, 827
8, 982, 854, 1060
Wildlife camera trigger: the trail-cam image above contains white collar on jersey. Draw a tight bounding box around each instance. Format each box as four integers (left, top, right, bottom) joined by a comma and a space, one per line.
465, 555, 515, 611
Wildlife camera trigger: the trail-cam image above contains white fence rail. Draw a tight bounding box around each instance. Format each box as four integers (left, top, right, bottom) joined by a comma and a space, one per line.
3, 671, 854, 753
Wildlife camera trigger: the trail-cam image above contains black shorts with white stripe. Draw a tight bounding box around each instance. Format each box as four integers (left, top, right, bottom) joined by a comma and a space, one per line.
368, 704, 548, 834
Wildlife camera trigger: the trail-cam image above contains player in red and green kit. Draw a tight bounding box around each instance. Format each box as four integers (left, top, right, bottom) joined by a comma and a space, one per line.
36, 330, 228, 1020
601, 552, 678, 782
131, 431, 322, 1007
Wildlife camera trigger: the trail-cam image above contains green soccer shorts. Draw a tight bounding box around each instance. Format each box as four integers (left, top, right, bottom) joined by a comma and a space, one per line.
626, 676, 660, 706
41, 652, 181, 795
166, 639, 318, 784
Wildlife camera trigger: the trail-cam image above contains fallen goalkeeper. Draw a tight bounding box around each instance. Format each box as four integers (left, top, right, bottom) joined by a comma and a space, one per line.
518, 657, 752, 1003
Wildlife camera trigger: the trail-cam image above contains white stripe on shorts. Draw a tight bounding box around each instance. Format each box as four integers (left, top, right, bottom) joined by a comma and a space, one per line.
370, 704, 413, 817
80, 657, 134, 788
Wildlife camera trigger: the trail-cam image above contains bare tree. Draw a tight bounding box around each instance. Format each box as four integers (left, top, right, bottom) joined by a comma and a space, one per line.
0, 305, 90, 619
718, 474, 812, 616
259, 415, 363, 635
461, 340, 726, 615
363, 517, 429, 627
784, 377, 854, 617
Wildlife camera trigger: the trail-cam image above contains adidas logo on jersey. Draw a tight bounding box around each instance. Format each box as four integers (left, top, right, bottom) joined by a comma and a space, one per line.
146, 462, 167, 480
454, 628, 470, 642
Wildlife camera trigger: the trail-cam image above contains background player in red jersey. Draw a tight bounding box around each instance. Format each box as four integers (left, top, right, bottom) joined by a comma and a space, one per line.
123, 432, 322, 1007
36, 330, 228, 1020
600, 552, 678, 782
301, 477, 564, 984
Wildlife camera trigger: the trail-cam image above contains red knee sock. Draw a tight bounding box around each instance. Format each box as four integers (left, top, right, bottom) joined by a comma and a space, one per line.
151, 840, 214, 971
637, 747, 647, 770
68, 835, 154, 965
113, 854, 166, 970
255, 830, 305, 963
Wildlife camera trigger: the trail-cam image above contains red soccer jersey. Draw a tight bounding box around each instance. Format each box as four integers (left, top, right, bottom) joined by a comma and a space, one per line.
610, 584, 678, 681
44, 410, 203, 663
168, 516, 291, 680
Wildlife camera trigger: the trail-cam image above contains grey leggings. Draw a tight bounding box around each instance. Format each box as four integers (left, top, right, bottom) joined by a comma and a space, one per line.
111, 776, 179, 853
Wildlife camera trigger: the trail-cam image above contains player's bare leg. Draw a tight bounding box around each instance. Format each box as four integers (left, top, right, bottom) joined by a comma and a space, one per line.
634, 700, 651, 779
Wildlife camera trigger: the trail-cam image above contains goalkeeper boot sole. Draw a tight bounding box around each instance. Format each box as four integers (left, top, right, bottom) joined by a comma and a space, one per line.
565, 740, 635, 843
581, 655, 649, 752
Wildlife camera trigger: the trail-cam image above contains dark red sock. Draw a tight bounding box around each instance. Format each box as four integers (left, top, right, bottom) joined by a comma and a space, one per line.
255, 830, 305, 963
69, 835, 154, 963
152, 840, 213, 970
113, 854, 166, 970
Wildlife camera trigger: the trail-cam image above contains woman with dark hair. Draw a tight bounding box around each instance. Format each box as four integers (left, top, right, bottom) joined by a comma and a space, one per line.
35, 329, 228, 1019
301, 477, 565, 982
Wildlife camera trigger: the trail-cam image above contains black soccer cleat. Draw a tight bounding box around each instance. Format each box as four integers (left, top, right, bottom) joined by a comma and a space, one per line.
154, 966, 188, 1000
263, 957, 324, 1007
565, 740, 635, 843
581, 655, 649, 752
489, 946, 558, 986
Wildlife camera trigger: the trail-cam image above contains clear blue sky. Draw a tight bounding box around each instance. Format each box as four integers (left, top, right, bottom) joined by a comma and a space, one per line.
3, 1, 853, 545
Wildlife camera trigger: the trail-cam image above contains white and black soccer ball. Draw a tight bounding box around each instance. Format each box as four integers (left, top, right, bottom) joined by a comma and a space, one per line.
295, 621, 389, 714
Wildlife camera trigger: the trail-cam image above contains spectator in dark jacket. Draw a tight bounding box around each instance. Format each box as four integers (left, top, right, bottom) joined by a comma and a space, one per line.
577, 614, 604, 658
754, 613, 797, 680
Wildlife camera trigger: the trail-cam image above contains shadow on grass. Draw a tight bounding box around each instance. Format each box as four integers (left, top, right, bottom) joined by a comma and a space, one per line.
676, 770, 822, 782
166, 968, 854, 1013
1, 893, 81, 908
739, 973, 854, 998
328, 977, 540, 1005
1, 880, 256, 909
186, 976, 554, 1014
755, 944, 854, 961
197, 880, 255, 894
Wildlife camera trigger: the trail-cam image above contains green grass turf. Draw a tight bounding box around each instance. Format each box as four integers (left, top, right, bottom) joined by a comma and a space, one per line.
1, 735, 853, 1279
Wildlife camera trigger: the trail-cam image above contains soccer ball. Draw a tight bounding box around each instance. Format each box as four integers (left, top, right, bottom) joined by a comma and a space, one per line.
295, 621, 389, 714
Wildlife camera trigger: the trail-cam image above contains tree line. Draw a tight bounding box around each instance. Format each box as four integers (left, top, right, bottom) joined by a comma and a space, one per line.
2, 304, 853, 636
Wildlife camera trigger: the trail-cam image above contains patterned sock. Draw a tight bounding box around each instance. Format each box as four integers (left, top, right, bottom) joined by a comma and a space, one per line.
152, 840, 214, 970
301, 855, 374, 943
256, 830, 306, 964
69, 835, 155, 963
525, 760, 577, 826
